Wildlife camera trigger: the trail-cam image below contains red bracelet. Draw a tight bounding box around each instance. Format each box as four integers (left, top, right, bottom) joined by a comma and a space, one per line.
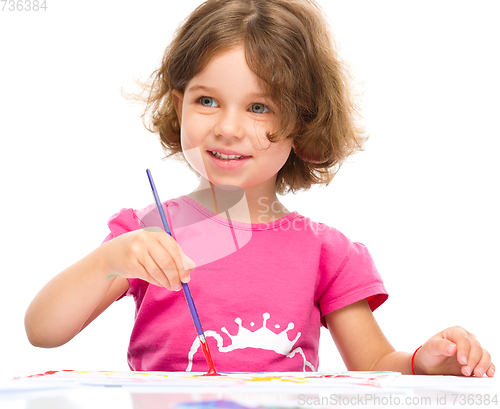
411, 345, 423, 375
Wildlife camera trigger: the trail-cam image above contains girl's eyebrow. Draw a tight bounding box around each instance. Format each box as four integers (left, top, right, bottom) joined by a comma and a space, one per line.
186, 84, 216, 93
187, 84, 272, 100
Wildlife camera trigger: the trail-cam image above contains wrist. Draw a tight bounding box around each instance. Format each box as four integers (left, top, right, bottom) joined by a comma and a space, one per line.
411, 345, 426, 375
87, 242, 116, 281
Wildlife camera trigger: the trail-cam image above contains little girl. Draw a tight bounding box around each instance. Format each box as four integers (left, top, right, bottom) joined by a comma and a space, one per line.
25, 0, 494, 377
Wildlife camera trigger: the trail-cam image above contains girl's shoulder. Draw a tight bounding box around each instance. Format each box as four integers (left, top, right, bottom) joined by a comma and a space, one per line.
105, 197, 183, 238
290, 213, 350, 240
284, 213, 355, 255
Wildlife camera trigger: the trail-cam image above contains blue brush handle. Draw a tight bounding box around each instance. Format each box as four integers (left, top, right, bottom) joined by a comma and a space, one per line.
146, 169, 204, 337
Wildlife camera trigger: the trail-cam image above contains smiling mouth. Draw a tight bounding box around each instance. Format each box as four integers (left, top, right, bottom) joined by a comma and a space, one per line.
209, 151, 250, 160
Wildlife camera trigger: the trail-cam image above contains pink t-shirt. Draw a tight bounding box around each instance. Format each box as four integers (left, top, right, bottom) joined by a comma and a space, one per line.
103, 195, 388, 372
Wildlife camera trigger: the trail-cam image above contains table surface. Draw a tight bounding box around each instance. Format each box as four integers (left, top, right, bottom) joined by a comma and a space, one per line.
1, 371, 498, 409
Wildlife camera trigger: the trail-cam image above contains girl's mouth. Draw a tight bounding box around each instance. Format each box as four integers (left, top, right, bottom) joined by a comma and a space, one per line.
209, 150, 250, 160
207, 150, 252, 170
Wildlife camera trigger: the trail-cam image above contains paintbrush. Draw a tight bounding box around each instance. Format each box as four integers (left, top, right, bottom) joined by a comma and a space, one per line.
146, 169, 219, 375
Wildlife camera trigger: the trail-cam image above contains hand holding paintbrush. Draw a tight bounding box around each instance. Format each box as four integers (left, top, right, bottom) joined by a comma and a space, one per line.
146, 169, 220, 376
97, 217, 195, 291
90, 170, 220, 375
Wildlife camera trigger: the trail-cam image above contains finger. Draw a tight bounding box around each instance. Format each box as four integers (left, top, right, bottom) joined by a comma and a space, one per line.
135, 256, 166, 288
134, 241, 173, 289
429, 339, 457, 357
471, 349, 491, 378
486, 363, 495, 378
461, 337, 482, 377
156, 233, 195, 283
147, 241, 181, 291
446, 329, 471, 368
179, 252, 195, 283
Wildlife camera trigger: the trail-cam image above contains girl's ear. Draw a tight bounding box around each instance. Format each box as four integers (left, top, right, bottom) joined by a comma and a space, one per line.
172, 89, 184, 124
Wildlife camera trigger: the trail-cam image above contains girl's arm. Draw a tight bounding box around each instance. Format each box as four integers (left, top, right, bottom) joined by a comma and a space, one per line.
25, 229, 195, 348
24, 243, 130, 348
324, 299, 402, 372
325, 299, 495, 376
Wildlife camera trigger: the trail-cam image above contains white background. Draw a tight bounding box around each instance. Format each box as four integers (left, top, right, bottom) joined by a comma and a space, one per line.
1, 0, 498, 377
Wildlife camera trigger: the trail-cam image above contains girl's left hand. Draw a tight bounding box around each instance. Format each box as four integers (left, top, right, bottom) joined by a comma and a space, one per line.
414, 326, 495, 377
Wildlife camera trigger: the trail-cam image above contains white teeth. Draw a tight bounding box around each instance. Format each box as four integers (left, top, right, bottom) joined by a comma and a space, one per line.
211, 151, 245, 160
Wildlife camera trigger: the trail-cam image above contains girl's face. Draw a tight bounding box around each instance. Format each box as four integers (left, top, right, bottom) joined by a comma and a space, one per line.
172, 46, 293, 197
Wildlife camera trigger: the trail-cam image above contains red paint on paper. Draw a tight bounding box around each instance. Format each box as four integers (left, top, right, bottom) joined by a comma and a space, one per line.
13, 370, 73, 380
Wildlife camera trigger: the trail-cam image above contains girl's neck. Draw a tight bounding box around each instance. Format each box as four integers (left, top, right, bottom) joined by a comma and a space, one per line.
185, 178, 290, 224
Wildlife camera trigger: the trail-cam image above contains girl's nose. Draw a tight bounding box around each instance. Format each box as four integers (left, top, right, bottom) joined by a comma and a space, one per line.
213, 108, 245, 139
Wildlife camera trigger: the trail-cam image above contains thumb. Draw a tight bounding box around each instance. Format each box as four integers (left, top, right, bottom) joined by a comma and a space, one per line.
431, 339, 456, 357
180, 253, 197, 271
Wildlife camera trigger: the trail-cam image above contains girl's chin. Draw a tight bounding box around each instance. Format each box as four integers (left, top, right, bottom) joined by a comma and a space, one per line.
206, 178, 247, 191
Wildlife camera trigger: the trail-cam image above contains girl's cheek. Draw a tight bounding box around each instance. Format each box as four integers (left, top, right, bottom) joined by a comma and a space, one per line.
180, 114, 203, 147
183, 145, 209, 179
179, 120, 208, 177
183, 114, 212, 139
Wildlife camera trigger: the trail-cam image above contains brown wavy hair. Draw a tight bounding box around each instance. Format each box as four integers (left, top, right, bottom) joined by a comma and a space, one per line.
125, 0, 366, 195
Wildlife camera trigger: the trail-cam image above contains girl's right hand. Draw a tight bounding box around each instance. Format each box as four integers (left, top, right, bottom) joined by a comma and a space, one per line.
99, 227, 196, 291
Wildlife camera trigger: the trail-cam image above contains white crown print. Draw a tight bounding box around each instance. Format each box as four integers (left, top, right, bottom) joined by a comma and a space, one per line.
186, 312, 315, 372
220, 313, 299, 354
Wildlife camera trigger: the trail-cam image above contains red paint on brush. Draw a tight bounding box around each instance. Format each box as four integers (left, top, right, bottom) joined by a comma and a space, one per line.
200, 338, 220, 376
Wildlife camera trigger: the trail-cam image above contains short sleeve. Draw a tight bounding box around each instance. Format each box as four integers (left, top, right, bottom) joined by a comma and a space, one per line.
101, 208, 140, 244
317, 233, 388, 327
101, 208, 143, 301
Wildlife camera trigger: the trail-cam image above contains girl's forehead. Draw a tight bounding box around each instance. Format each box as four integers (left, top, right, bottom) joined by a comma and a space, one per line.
187, 47, 269, 94
197, 46, 247, 75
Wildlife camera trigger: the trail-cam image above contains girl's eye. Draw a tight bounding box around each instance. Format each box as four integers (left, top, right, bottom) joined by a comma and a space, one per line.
198, 97, 218, 108
250, 103, 269, 114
